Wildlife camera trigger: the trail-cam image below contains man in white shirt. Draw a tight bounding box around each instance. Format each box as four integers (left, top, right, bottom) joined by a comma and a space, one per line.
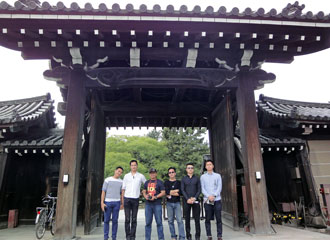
122, 160, 146, 240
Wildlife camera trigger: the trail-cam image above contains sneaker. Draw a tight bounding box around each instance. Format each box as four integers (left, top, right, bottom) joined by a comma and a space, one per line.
207, 237, 213, 240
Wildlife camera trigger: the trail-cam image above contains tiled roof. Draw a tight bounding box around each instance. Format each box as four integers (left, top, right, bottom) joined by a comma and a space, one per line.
0, 1, 329, 22
1, 129, 63, 148
0, 93, 55, 125
259, 134, 305, 147
235, 134, 305, 152
257, 95, 330, 122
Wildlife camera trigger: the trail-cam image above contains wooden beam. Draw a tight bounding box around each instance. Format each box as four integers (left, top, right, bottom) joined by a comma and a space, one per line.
123, 118, 127, 130
84, 91, 105, 235
191, 117, 197, 129
105, 116, 208, 128
55, 68, 86, 239
133, 88, 142, 103
102, 101, 211, 117
85, 67, 238, 90
115, 117, 119, 130
208, 90, 217, 103
172, 88, 186, 103
199, 117, 204, 129
176, 117, 181, 130
183, 117, 189, 130
47, 67, 238, 90
235, 71, 272, 234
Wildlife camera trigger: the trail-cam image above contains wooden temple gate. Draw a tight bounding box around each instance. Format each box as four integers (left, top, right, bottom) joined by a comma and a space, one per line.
0, 1, 330, 239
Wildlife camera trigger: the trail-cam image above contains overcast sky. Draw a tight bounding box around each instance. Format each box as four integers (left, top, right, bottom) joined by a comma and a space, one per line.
0, 0, 329, 135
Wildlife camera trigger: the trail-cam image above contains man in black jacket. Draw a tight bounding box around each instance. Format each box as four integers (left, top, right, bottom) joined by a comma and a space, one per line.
165, 167, 185, 240
181, 163, 201, 240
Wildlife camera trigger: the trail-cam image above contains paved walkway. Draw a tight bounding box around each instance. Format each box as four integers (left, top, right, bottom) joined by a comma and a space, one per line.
0, 209, 329, 240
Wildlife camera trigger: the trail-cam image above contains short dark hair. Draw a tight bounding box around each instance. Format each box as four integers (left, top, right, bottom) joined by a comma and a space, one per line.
130, 160, 138, 165
168, 167, 176, 172
186, 162, 194, 167
205, 160, 214, 165
116, 166, 123, 171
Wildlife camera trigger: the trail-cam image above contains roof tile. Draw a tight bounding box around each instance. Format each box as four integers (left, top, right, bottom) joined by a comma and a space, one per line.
0, 1, 327, 22
257, 95, 330, 122
0, 93, 56, 126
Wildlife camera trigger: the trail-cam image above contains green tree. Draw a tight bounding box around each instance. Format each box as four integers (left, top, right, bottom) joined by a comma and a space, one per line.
162, 128, 209, 177
146, 129, 162, 141
104, 135, 168, 177
104, 129, 210, 180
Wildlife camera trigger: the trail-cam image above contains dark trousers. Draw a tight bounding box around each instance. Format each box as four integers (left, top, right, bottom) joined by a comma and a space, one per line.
124, 197, 139, 240
204, 200, 222, 237
183, 201, 200, 239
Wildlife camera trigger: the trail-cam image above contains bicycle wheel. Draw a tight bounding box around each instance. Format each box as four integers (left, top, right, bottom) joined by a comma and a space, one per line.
35, 211, 46, 239
50, 218, 56, 235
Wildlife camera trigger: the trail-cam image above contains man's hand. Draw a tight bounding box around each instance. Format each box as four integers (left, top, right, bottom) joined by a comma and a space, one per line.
170, 190, 179, 196
101, 203, 106, 212
120, 204, 124, 210
187, 198, 194, 204
208, 195, 215, 202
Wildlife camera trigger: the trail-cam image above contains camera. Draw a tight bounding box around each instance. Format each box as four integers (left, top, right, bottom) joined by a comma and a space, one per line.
148, 195, 152, 200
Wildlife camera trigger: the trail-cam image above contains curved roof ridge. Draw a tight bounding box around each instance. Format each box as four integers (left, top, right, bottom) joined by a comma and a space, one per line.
259, 94, 330, 109
0, 93, 56, 127
257, 94, 330, 122
0, 1, 329, 22
0, 93, 52, 107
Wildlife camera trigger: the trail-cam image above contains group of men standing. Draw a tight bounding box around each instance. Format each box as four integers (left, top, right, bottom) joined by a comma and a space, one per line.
101, 159, 223, 240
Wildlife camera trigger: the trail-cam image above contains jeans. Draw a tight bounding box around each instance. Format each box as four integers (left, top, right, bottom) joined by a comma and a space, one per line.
183, 201, 200, 239
124, 197, 139, 240
104, 201, 120, 240
166, 202, 185, 240
205, 200, 222, 237
145, 203, 164, 240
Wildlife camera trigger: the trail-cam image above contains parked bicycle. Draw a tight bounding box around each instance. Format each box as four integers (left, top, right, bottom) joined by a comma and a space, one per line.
35, 194, 57, 239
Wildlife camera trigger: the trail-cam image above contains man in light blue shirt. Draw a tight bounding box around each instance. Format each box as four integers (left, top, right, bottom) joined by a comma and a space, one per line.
200, 160, 222, 240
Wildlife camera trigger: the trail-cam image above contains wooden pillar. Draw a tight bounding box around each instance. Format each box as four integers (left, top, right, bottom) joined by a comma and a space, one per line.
0, 152, 8, 192
55, 68, 86, 240
236, 72, 272, 234
210, 94, 239, 230
84, 91, 106, 235
0, 151, 8, 214
98, 126, 106, 227
208, 119, 215, 164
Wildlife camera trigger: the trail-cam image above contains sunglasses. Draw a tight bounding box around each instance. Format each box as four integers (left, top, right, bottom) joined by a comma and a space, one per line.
168, 171, 175, 174
187, 167, 194, 169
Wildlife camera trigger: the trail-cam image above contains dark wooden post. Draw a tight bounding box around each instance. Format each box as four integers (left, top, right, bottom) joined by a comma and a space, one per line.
84, 91, 106, 235
236, 72, 272, 234
54, 68, 86, 239
0, 151, 8, 192
98, 125, 106, 227
0, 151, 8, 212
210, 94, 239, 230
